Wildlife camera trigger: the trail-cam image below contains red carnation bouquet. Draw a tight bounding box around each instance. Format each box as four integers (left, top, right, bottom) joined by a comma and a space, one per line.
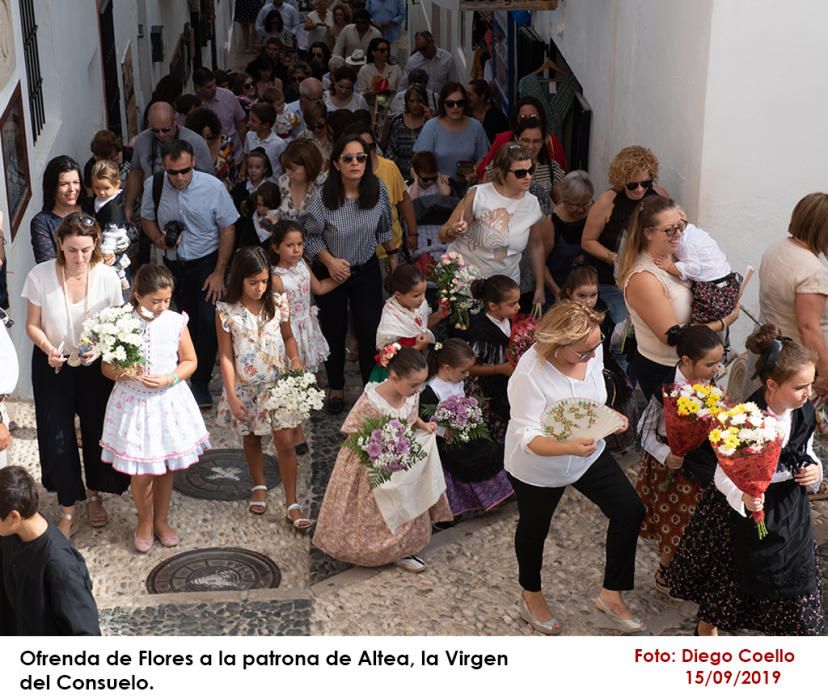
414, 252, 436, 278
708, 402, 784, 538
506, 314, 537, 366
662, 383, 727, 457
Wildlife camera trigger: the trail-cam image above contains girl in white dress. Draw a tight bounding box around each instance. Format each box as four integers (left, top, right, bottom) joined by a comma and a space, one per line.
270, 220, 339, 452
99, 265, 210, 553
218, 246, 310, 527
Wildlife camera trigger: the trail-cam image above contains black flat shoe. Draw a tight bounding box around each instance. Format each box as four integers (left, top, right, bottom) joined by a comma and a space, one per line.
325, 396, 344, 415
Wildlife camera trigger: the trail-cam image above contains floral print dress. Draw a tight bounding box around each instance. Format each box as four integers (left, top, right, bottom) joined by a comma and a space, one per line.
216, 294, 291, 436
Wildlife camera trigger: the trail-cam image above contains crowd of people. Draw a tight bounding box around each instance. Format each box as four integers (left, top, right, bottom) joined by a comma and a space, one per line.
0, 1, 825, 637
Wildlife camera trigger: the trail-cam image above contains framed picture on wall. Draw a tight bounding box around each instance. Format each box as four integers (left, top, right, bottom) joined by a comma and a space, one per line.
0, 82, 31, 240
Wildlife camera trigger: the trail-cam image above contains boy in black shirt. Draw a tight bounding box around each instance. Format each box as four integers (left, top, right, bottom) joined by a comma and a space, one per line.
0, 466, 100, 635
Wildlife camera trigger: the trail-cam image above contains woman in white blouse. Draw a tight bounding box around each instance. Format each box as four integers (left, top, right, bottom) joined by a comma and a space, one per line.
22, 214, 129, 538
505, 301, 645, 634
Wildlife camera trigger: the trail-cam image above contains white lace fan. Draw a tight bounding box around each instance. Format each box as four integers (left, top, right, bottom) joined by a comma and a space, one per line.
542, 398, 625, 442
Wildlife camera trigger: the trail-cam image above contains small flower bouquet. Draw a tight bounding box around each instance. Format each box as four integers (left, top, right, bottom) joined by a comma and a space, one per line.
345, 416, 427, 489
506, 314, 537, 366
709, 402, 784, 538
423, 395, 490, 445
262, 370, 325, 430
430, 251, 480, 331
80, 304, 145, 375
374, 342, 401, 368
662, 383, 727, 457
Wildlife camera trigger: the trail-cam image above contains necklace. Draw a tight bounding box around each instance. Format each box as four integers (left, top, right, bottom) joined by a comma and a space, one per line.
61, 264, 90, 367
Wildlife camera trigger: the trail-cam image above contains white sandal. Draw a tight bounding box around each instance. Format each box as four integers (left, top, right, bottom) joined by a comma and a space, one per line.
285, 503, 313, 531
249, 485, 268, 515
57, 512, 76, 539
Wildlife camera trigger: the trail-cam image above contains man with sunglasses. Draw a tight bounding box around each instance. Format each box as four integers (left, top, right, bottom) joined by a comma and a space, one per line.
139, 140, 238, 408
124, 102, 213, 251
399, 31, 457, 94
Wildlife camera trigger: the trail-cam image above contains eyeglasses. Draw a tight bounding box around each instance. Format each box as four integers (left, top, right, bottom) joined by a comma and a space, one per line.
444, 99, 465, 108
509, 164, 536, 179
64, 213, 96, 227
648, 219, 688, 238
571, 333, 605, 361
204, 132, 219, 140
166, 166, 193, 176
340, 152, 368, 163
625, 179, 653, 191
151, 126, 174, 134
563, 200, 591, 212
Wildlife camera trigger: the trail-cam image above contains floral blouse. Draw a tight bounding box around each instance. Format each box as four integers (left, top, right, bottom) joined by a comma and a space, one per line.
276, 172, 327, 222
216, 293, 290, 384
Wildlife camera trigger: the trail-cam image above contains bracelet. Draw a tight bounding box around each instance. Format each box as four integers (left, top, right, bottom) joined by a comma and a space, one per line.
169, 373, 180, 386
719, 318, 726, 331
385, 247, 400, 255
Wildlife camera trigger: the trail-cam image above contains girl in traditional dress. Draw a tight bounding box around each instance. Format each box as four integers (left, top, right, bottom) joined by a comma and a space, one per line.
668, 324, 825, 635
420, 338, 512, 515
635, 326, 723, 596
313, 347, 453, 572
99, 265, 210, 553
465, 275, 521, 442
370, 264, 444, 382
270, 219, 338, 453
216, 247, 310, 528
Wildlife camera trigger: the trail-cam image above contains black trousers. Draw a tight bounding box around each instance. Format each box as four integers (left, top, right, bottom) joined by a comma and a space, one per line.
629, 351, 675, 401
31, 349, 130, 506
166, 252, 218, 386
509, 451, 645, 592
314, 257, 383, 390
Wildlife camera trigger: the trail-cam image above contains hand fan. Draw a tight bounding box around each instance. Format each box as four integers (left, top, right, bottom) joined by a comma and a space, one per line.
542, 398, 625, 442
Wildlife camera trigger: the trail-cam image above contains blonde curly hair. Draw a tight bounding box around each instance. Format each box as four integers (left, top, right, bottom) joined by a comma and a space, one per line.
534, 301, 605, 363
607, 145, 660, 190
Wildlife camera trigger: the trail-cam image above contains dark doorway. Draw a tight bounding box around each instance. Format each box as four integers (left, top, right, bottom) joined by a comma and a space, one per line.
99, 0, 122, 137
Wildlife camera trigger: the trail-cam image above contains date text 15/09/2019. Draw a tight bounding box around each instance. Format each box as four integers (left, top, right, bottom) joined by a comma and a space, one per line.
634, 648, 795, 665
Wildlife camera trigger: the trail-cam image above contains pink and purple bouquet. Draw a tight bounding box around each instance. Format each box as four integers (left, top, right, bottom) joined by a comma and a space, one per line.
429, 251, 481, 330
424, 395, 490, 445
345, 416, 427, 489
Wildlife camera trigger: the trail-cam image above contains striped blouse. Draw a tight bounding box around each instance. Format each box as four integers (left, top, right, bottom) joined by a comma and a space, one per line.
303, 180, 393, 265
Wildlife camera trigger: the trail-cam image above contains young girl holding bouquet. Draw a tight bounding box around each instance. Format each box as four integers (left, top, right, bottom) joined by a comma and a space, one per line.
370, 265, 445, 382
313, 347, 453, 572
216, 247, 310, 528
270, 219, 338, 454
635, 326, 723, 596
466, 275, 521, 442
99, 265, 210, 553
420, 339, 512, 516
669, 324, 824, 635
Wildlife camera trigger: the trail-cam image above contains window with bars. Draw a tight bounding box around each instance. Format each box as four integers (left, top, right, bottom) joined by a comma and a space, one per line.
19, 0, 45, 143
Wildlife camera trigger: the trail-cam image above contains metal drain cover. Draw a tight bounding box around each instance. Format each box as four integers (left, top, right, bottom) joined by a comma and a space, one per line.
146, 547, 282, 593
173, 449, 280, 500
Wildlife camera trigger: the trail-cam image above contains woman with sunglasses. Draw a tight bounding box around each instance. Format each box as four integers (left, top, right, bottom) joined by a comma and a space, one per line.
581, 146, 669, 328
31, 156, 88, 264
413, 82, 490, 195
617, 195, 740, 399
185, 108, 237, 189
22, 215, 130, 539
439, 144, 546, 310
358, 38, 402, 131
505, 301, 643, 634
297, 101, 333, 164
307, 41, 332, 81
303, 135, 393, 413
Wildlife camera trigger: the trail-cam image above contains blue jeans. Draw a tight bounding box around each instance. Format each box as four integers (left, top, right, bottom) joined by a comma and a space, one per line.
598, 283, 628, 326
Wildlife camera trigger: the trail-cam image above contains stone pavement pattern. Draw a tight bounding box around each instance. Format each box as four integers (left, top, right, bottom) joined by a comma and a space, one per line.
5, 372, 827, 636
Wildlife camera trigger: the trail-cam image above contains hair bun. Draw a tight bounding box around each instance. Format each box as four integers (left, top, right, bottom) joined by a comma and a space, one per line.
745, 323, 783, 355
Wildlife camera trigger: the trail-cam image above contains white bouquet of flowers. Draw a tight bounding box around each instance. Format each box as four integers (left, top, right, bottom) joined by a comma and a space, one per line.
262, 370, 325, 430
80, 304, 145, 371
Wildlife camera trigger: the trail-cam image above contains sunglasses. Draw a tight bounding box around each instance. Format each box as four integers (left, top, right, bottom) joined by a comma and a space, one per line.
151, 126, 174, 134
444, 99, 465, 108
418, 175, 437, 183
64, 213, 96, 227
648, 219, 688, 238
340, 152, 368, 164
572, 333, 605, 361
375, 47, 389, 53
625, 179, 653, 191
166, 166, 193, 176
509, 164, 536, 179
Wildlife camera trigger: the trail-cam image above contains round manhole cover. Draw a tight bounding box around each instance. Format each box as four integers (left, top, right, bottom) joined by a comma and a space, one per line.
173, 449, 280, 500
146, 548, 282, 593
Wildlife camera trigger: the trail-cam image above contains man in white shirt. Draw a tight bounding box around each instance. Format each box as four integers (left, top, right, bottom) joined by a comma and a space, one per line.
0, 306, 18, 468
399, 31, 457, 94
